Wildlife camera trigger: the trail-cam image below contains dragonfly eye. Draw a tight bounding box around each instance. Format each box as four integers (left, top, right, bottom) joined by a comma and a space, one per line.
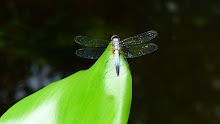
111, 35, 120, 41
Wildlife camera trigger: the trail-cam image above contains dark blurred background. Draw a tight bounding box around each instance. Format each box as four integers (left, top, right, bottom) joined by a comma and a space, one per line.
1, 0, 220, 123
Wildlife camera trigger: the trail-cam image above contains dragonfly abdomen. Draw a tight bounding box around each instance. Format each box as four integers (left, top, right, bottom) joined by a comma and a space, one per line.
114, 50, 120, 76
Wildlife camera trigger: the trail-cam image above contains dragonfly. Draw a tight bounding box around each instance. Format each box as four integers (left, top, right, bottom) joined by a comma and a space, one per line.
75, 30, 158, 76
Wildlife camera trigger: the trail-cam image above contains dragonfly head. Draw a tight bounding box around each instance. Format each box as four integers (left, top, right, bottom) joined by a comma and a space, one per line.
111, 35, 120, 44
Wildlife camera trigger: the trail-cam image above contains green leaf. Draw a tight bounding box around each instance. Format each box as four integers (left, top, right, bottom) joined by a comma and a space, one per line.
0, 42, 132, 124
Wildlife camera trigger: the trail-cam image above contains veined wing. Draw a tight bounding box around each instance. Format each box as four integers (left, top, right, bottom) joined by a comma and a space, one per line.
76, 48, 105, 59
75, 36, 110, 47
122, 43, 158, 58
121, 30, 157, 46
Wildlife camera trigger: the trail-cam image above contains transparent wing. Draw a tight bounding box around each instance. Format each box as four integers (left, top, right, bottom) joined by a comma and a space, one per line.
122, 43, 158, 58
75, 36, 110, 47
121, 30, 157, 46
76, 48, 105, 59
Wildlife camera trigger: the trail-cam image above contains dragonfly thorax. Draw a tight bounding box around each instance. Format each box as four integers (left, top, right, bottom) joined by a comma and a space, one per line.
111, 35, 120, 50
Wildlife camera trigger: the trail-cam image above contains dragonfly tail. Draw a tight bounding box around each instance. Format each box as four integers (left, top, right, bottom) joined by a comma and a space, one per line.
114, 50, 120, 77
116, 64, 119, 77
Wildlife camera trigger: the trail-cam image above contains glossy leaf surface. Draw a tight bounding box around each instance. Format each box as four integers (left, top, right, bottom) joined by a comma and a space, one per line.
0, 42, 132, 124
